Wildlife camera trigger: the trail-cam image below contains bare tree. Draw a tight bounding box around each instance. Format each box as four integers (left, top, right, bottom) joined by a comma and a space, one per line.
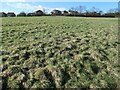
107, 8, 119, 13
90, 7, 100, 13
113, 8, 119, 13
77, 6, 86, 13
43, 9, 47, 14
69, 7, 76, 11
108, 9, 114, 13
107, 8, 119, 17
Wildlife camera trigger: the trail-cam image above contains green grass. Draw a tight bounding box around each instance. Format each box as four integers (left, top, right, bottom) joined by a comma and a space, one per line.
1, 16, 119, 88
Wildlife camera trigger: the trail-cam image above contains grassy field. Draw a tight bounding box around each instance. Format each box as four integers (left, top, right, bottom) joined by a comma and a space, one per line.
1, 16, 119, 88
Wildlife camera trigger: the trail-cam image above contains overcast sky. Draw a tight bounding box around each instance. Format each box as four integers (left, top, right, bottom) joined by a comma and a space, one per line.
0, 2, 119, 14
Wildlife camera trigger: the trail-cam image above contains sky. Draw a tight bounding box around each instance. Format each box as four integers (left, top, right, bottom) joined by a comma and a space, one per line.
0, 2, 119, 14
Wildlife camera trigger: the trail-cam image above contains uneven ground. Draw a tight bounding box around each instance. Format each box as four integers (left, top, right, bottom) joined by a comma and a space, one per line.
1, 16, 120, 89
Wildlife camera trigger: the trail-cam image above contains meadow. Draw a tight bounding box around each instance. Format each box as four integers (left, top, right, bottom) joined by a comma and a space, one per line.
1, 16, 119, 89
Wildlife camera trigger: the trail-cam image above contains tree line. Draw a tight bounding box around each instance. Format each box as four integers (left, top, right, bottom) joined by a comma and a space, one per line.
0, 6, 119, 17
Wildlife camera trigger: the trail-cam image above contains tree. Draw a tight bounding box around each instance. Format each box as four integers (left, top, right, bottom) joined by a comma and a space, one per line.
99, 10, 103, 15
108, 9, 114, 13
107, 8, 119, 17
43, 9, 47, 15
17, 12, 26, 17
77, 6, 86, 13
27, 13, 35, 16
69, 7, 77, 12
90, 7, 100, 13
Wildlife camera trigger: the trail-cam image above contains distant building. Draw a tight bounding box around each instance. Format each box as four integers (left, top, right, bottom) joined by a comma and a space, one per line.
34, 10, 44, 16
0, 12, 7, 17
103, 13, 115, 17
27, 13, 35, 16
51, 10, 62, 16
68, 10, 79, 16
7, 12, 16, 17
62, 11, 69, 16
86, 12, 101, 17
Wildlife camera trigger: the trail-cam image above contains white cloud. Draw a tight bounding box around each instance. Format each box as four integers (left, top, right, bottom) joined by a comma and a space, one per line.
1, 0, 119, 2
34, 5, 46, 11
6, 3, 32, 9
1, 0, 26, 2
2, 9, 14, 12
5, 3, 66, 14
15, 3, 33, 8
6, 3, 45, 12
